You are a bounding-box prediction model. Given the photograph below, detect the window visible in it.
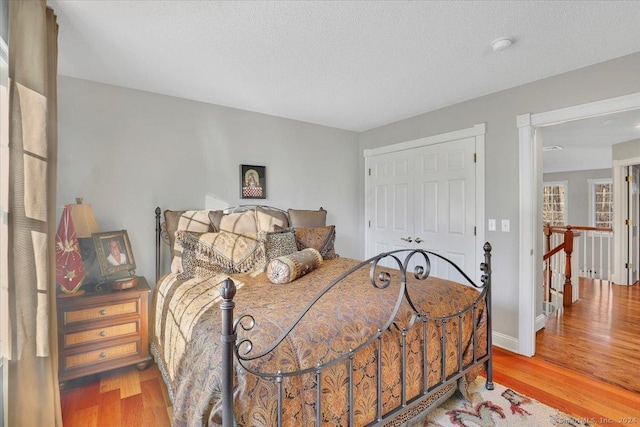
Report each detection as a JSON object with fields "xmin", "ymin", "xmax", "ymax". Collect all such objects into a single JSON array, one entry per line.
[
  {"xmin": 542, "ymin": 181, "xmax": 567, "ymax": 226},
  {"xmin": 589, "ymin": 178, "xmax": 613, "ymax": 229}
]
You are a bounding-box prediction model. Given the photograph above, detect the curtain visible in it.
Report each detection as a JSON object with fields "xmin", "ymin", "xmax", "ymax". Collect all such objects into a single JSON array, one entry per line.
[{"xmin": 4, "ymin": 0, "xmax": 62, "ymax": 425}]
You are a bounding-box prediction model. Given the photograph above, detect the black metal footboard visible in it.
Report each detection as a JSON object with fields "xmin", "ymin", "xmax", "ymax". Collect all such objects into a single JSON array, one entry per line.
[{"xmin": 219, "ymin": 243, "xmax": 493, "ymax": 427}]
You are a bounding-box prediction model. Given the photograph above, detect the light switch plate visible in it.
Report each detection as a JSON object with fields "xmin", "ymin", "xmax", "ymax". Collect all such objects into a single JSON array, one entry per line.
[
  {"xmin": 501, "ymin": 219, "xmax": 510, "ymax": 232},
  {"xmin": 488, "ymin": 219, "xmax": 496, "ymax": 231}
]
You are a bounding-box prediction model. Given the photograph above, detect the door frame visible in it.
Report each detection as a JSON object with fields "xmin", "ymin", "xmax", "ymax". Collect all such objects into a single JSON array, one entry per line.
[
  {"xmin": 516, "ymin": 92, "xmax": 640, "ymax": 357},
  {"xmin": 363, "ymin": 123, "xmax": 486, "ymax": 283},
  {"xmin": 613, "ymin": 159, "xmax": 640, "ymax": 285}
]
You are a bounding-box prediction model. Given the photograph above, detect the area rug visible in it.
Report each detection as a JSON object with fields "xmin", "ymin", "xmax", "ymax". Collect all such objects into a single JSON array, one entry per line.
[{"xmin": 413, "ymin": 377, "xmax": 591, "ymax": 427}]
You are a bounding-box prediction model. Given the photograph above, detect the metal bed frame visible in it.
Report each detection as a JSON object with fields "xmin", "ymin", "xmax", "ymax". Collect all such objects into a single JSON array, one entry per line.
[{"xmin": 154, "ymin": 207, "xmax": 493, "ymax": 426}]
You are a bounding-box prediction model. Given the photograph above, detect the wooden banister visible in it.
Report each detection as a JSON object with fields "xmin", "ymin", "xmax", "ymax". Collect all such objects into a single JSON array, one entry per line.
[
  {"xmin": 543, "ymin": 223, "xmax": 613, "ymax": 310},
  {"xmin": 547, "ymin": 225, "xmax": 612, "ymax": 234},
  {"xmin": 543, "ymin": 223, "xmax": 578, "ymax": 308},
  {"xmin": 562, "ymin": 226, "xmax": 573, "ymax": 307}
]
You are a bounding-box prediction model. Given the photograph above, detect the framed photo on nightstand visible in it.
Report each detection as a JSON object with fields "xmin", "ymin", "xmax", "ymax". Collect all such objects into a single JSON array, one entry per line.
[{"xmin": 93, "ymin": 230, "xmax": 136, "ymax": 277}]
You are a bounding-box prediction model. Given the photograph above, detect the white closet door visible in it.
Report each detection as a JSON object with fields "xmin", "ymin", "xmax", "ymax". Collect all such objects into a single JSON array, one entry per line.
[
  {"xmin": 368, "ymin": 150, "xmax": 414, "ymax": 268},
  {"xmin": 413, "ymin": 137, "xmax": 476, "ymax": 282},
  {"xmin": 367, "ymin": 136, "xmax": 476, "ymax": 281}
]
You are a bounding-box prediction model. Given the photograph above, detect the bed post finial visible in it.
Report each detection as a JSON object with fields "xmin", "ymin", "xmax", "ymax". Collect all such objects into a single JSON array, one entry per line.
[
  {"xmin": 155, "ymin": 207, "xmax": 162, "ymax": 284},
  {"xmin": 482, "ymin": 242, "xmax": 494, "ymax": 390},
  {"xmin": 220, "ymin": 278, "xmax": 237, "ymax": 426}
]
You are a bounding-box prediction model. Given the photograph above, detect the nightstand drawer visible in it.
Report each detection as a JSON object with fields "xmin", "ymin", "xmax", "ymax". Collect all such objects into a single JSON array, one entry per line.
[
  {"xmin": 57, "ymin": 277, "xmax": 152, "ymax": 384},
  {"xmin": 63, "ymin": 321, "xmax": 139, "ymax": 348},
  {"xmin": 63, "ymin": 300, "xmax": 138, "ymax": 325},
  {"xmin": 64, "ymin": 341, "xmax": 139, "ymax": 370}
]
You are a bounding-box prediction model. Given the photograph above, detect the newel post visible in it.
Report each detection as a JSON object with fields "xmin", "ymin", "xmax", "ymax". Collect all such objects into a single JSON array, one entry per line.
[
  {"xmin": 543, "ymin": 223, "xmax": 552, "ymax": 302},
  {"xmin": 563, "ymin": 226, "xmax": 574, "ymax": 307},
  {"xmin": 220, "ymin": 278, "xmax": 237, "ymax": 427}
]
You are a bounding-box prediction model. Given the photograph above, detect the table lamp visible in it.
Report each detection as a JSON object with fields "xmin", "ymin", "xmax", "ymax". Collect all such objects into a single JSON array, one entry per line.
[{"xmin": 55, "ymin": 198, "xmax": 101, "ymax": 295}]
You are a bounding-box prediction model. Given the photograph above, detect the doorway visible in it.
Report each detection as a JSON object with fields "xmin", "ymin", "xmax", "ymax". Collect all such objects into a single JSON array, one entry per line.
[{"xmin": 517, "ymin": 92, "xmax": 640, "ymax": 357}]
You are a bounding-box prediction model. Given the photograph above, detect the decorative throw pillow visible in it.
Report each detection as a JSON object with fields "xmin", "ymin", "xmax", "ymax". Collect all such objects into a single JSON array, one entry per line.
[
  {"xmin": 178, "ymin": 239, "xmax": 225, "ymax": 280},
  {"xmin": 288, "ymin": 208, "xmax": 327, "ymax": 228},
  {"xmin": 294, "ymin": 225, "xmax": 338, "ymax": 260},
  {"xmin": 266, "ymin": 248, "xmax": 323, "ymax": 284},
  {"xmin": 219, "ymin": 210, "xmax": 258, "ymax": 235},
  {"xmin": 263, "ymin": 229, "xmax": 297, "ymax": 263},
  {"xmin": 255, "ymin": 207, "xmax": 289, "ymax": 233},
  {"xmin": 175, "ymin": 231, "xmax": 265, "ymax": 279},
  {"xmin": 169, "ymin": 210, "xmax": 214, "ymax": 273},
  {"xmin": 176, "ymin": 210, "xmax": 214, "ymax": 233}
]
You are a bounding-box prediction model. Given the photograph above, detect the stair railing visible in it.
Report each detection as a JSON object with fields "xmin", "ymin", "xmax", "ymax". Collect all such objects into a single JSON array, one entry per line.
[
  {"xmin": 543, "ymin": 225, "xmax": 575, "ymax": 313},
  {"xmin": 543, "ymin": 223, "xmax": 613, "ymax": 314}
]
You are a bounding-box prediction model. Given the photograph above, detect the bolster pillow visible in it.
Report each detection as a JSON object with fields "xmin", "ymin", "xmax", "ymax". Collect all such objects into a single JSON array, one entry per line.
[{"xmin": 266, "ymin": 248, "xmax": 323, "ymax": 284}]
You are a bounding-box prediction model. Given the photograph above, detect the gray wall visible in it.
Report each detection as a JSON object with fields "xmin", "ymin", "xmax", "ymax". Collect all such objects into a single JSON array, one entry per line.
[
  {"xmin": 358, "ymin": 52, "xmax": 640, "ymax": 342},
  {"xmin": 57, "ymin": 76, "xmax": 360, "ymax": 288},
  {"xmin": 543, "ymin": 169, "xmax": 612, "ymax": 226},
  {"xmin": 613, "ymin": 138, "xmax": 640, "ymax": 160},
  {"xmin": 58, "ymin": 52, "xmax": 640, "ymax": 347}
]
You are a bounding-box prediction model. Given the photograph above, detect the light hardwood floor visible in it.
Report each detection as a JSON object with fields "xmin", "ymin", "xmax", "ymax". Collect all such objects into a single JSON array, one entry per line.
[{"xmin": 60, "ymin": 279, "xmax": 640, "ymax": 426}]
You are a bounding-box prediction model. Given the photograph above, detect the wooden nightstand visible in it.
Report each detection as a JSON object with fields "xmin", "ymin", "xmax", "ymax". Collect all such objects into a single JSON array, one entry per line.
[{"xmin": 57, "ymin": 276, "xmax": 152, "ymax": 385}]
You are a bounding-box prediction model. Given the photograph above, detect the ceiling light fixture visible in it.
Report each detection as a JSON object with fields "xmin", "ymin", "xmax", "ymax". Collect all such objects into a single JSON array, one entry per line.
[
  {"xmin": 542, "ymin": 145, "xmax": 563, "ymax": 152},
  {"xmin": 491, "ymin": 37, "xmax": 513, "ymax": 52}
]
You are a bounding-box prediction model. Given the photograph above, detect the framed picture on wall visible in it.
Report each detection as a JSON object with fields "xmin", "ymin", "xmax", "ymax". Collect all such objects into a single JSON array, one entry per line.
[
  {"xmin": 240, "ymin": 164, "xmax": 266, "ymax": 199},
  {"xmin": 93, "ymin": 230, "xmax": 136, "ymax": 277}
]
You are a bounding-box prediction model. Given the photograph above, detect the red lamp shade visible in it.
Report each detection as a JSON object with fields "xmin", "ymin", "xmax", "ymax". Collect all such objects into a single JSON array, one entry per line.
[{"xmin": 55, "ymin": 205, "xmax": 86, "ymax": 293}]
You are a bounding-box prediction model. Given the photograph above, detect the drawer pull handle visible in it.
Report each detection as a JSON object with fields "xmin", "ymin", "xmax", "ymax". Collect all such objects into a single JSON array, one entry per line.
[
  {"xmin": 100, "ymin": 352, "xmax": 107, "ymax": 358},
  {"xmin": 99, "ymin": 310, "xmax": 106, "ymax": 315},
  {"xmin": 99, "ymin": 331, "xmax": 106, "ymax": 337}
]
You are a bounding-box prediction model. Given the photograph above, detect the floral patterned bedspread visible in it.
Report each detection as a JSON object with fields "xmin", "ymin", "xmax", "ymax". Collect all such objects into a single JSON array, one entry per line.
[{"xmin": 151, "ymin": 257, "xmax": 488, "ymax": 427}]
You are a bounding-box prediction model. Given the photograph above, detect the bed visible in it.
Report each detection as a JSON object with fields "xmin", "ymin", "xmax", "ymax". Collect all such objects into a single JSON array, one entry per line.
[{"xmin": 151, "ymin": 206, "xmax": 493, "ymax": 426}]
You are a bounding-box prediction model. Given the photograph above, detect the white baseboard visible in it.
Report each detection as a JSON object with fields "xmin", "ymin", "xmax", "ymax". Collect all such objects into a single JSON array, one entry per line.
[
  {"xmin": 535, "ymin": 314, "xmax": 547, "ymax": 332},
  {"xmin": 492, "ymin": 331, "xmax": 518, "ymax": 353}
]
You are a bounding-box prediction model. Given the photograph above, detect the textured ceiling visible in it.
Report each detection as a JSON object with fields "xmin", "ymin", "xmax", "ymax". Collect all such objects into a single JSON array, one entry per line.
[
  {"xmin": 542, "ymin": 109, "xmax": 640, "ymax": 174},
  {"xmin": 48, "ymin": 0, "xmax": 640, "ymax": 132}
]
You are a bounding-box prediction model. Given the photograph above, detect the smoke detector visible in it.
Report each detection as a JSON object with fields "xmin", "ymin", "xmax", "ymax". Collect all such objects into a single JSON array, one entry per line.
[
  {"xmin": 542, "ymin": 145, "xmax": 563, "ymax": 152},
  {"xmin": 491, "ymin": 37, "xmax": 513, "ymax": 52}
]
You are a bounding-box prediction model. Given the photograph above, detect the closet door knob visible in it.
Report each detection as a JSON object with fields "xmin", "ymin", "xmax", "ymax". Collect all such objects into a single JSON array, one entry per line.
[
  {"xmin": 415, "ymin": 237, "xmax": 423, "ymax": 243},
  {"xmin": 400, "ymin": 237, "xmax": 413, "ymax": 242}
]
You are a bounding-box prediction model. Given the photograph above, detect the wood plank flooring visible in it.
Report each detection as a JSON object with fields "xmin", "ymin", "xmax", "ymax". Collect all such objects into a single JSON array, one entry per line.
[
  {"xmin": 60, "ymin": 363, "xmax": 172, "ymax": 427},
  {"xmin": 60, "ymin": 278, "xmax": 640, "ymax": 426},
  {"xmin": 535, "ymin": 278, "xmax": 640, "ymax": 394}
]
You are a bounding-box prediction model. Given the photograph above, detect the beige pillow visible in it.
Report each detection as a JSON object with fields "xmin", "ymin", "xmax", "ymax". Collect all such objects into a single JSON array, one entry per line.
[
  {"xmin": 219, "ymin": 210, "xmax": 258, "ymax": 235},
  {"xmin": 176, "ymin": 210, "xmax": 214, "ymax": 233},
  {"xmin": 164, "ymin": 209, "xmax": 185, "ymax": 258},
  {"xmin": 288, "ymin": 208, "xmax": 327, "ymax": 228},
  {"xmin": 255, "ymin": 207, "xmax": 289, "ymax": 233}
]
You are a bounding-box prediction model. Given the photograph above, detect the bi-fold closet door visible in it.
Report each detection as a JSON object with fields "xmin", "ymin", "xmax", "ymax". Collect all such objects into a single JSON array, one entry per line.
[{"xmin": 366, "ymin": 134, "xmax": 478, "ymax": 283}]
